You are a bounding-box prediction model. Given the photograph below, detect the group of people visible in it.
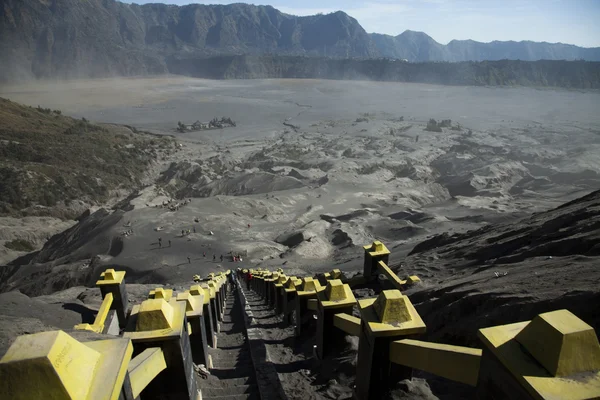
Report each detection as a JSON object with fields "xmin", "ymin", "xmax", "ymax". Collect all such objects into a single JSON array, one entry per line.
[
  {"xmin": 181, "ymin": 227, "xmax": 196, "ymax": 237},
  {"xmin": 156, "ymin": 237, "xmax": 171, "ymax": 248},
  {"xmin": 150, "ymin": 198, "xmax": 193, "ymax": 212}
]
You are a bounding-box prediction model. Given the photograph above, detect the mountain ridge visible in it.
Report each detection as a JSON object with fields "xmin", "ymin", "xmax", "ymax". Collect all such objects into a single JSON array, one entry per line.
[
  {"xmin": 370, "ymin": 31, "xmax": 600, "ymax": 62},
  {"xmin": 1, "ymin": 0, "xmax": 600, "ymax": 82}
]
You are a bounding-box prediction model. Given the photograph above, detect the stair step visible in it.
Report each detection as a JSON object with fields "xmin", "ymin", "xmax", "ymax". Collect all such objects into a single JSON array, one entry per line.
[
  {"xmin": 210, "ymin": 366, "xmax": 257, "ymax": 379},
  {"xmin": 213, "ymin": 361, "xmax": 254, "ymax": 369},
  {"xmin": 202, "ymin": 394, "xmax": 260, "ymax": 400},
  {"xmin": 212, "ymin": 354, "xmax": 252, "ymax": 361},
  {"xmin": 203, "ymin": 376, "xmax": 257, "ymax": 387},
  {"xmin": 201, "ymin": 384, "xmax": 259, "ymax": 396}
]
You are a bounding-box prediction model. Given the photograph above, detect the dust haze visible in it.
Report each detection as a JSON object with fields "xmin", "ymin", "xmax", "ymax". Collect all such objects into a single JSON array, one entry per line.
[{"xmin": 2, "ymin": 76, "xmax": 598, "ymax": 285}]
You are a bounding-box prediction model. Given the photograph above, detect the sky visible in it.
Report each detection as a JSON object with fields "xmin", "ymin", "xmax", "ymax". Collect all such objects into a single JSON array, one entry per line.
[{"xmin": 123, "ymin": 0, "xmax": 600, "ymax": 47}]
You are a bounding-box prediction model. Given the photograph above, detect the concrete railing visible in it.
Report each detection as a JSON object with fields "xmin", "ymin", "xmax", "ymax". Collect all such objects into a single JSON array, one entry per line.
[
  {"xmin": 240, "ymin": 241, "xmax": 600, "ymax": 400},
  {"xmin": 0, "ymin": 268, "xmax": 234, "ymax": 400},
  {"xmin": 3, "ymin": 240, "xmax": 600, "ymax": 400}
]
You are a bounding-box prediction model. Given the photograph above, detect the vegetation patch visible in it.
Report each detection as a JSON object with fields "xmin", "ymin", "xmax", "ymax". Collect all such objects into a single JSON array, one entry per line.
[
  {"xmin": 0, "ymin": 98, "xmax": 174, "ymax": 217},
  {"xmin": 4, "ymin": 239, "xmax": 35, "ymax": 252}
]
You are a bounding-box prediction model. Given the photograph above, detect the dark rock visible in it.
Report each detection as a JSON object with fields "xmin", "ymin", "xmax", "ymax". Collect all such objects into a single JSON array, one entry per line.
[{"xmin": 275, "ymin": 231, "xmax": 305, "ymax": 248}]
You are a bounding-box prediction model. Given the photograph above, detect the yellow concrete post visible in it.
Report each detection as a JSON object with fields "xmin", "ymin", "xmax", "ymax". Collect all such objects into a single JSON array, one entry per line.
[
  {"xmin": 363, "ymin": 241, "xmax": 390, "ymax": 280},
  {"xmin": 176, "ymin": 290, "xmax": 210, "ymax": 367},
  {"xmin": 261, "ymin": 272, "xmax": 275, "ymax": 300},
  {"xmin": 316, "ymin": 279, "xmax": 357, "ymax": 359},
  {"xmin": 0, "ymin": 330, "xmax": 134, "ymax": 400},
  {"xmin": 274, "ymin": 274, "xmax": 288, "ymax": 314},
  {"xmin": 268, "ymin": 273, "xmax": 282, "ymax": 308},
  {"xmin": 282, "ymin": 277, "xmax": 302, "ymax": 325},
  {"xmin": 205, "ymin": 282, "xmax": 221, "ymax": 337},
  {"xmin": 192, "ymin": 284, "xmax": 217, "ymax": 349},
  {"xmin": 355, "ymin": 289, "xmax": 426, "ymax": 400},
  {"xmin": 322, "ymin": 269, "xmax": 342, "ymax": 285},
  {"xmin": 477, "ymin": 309, "xmax": 600, "ymax": 399},
  {"xmin": 124, "ymin": 298, "xmax": 199, "ymax": 399},
  {"xmin": 96, "ymin": 268, "xmax": 129, "ymax": 328},
  {"xmin": 208, "ymin": 280, "xmax": 223, "ymax": 324},
  {"xmin": 148, "ymin": 287, "xmax": 173, "ymax": 301}
]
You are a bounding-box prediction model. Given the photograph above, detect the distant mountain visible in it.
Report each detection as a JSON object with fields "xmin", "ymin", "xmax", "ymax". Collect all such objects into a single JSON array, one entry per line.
[
  {"xmin": 371, "ymin": 31, "xmax": 448, "ymax": 61},
  {"xmin": 370, "ymin": 31, "xmax": 600, "ymax": 62},
  {"xmin": 168, "ymin": 55, "xmax": 600, "ymax": 89},
  {"xmin": 1, "ymin": 0, "xmax": 599, "ymax": 82},
  {"xmin": 0, "ymin": 0, "xmax": 377, "ymax": 81}
]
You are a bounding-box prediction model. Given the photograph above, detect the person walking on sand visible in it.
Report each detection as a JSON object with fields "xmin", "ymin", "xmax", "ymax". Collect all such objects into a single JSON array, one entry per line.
[
  {"xmin": 182, "ymin": 229, "xmax": 185, "ymax": 237},
  {"xmin": 187, "ymin": 256, "xmax": 191, "ymax": 264},
  {"xmin": 203, "ymin": 252, "xmax": 206, "ymax": 258},
  {"xmin": 220, "ymin": 254, "xmax": 223, "ymax": 262},
  {"xmin": 168, "ymin": 240, "xmax": 171, "ymax": 248},
  {"xmin": 193, "ymin": 226, "xmax": 196, "ymax": 233},
  {"xmin": 213, "ymin": 254, "xmax": 216, "ymax": 262},
  {"xmin": 158, "ymin": 238, "xmax": 162, "ymax": 248}
]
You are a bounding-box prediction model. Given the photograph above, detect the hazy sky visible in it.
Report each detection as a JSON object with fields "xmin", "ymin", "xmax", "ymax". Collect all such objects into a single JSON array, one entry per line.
[{"xmin": 124, "ymin": 0, "xmax": 600, "ymax": 47}]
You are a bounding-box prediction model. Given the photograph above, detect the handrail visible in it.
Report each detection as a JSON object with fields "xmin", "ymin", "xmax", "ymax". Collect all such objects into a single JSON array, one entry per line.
[
  {"xmin": 376, "ymin": 260, "xmax": 408, "ymax": 290},
  {"xmin": 74, "ymin": 292, "xmax": 114, "ymax": 333},
  {"xmin": 390, "ymin": 339, "xmax": 482, "ymax": 386},
  {"xmin": 94, "ymin": 292, "xmax": 114, "ymax": 328},
  {"xmin": 128, "ymin": 347, "xmax": 167, "ymax": 398},
  {"xmin": 333, "ymin": 313, "xmax": 361, "ymax": 336}
]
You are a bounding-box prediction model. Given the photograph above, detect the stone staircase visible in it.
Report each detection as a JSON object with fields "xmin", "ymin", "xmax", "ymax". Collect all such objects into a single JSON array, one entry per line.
[{"xmin": 203, "ymin": 288, "xmax": 261, "ymax": 400}]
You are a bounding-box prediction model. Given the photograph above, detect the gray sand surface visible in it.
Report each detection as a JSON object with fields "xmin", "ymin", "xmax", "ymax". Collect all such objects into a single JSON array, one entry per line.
[
  {"xmin": 2, "ymin": 77, "xmax": 599, "ymax": 287},
  {"xmin": 1, "ymin": 76, "xmax": 599, "ymax": 399}
]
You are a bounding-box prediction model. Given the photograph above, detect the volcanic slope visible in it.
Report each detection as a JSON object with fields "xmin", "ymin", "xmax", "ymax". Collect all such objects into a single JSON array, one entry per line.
[{"xmin": 397, "ymin": 189, "xmax": 600, "ymax": 349}]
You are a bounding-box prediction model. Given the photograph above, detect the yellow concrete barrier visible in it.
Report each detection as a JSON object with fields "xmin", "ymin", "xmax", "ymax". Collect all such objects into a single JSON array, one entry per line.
[
  {"xmin": 191, "ymin": 284, "xmax": 218, "ymax": 348},
  {"xmin": 74, "ymin": 292, "xmax": 114, "ymax": 333},
  {"xmin": 96, "ymin": 268, "xmax": 128, "ymax": 328},
  {"xmin": 124, "ymin": 297, "xmax": 199, "ymax": 398},
  {"xmin": 135, "ymin": 298, "xmax": 176, "ymax": 331},
  {"xmin": 477, "ymin": 309, "xmax": 600, "ymax": 400},
  {"xmin": 177, "ymin": 290, "xmax": 211, "ymax": 366},
  {"xmin": 355, "ymin": 289, "xmax": 426, "ymax": 400},
  {"xmin": 376, "ymin": 261, "xmax": 409, "ymax": 290},
  {"xmin": 316, "ymin": 279, "xmax": 357, "ymax": 359},
  {"xmin": 0, "ymin": 330, "xmax": 133, "ymax": 400},
  {"xmin": 333, "ymin": 313, "xmax": 361, "ymax": 336},
  {"xmin": 363, "ymin": 241, "xmax": 390, "ymax": 278},
  {"xmin": 323, "ymin": 268, "xmax": 342, "ymax": 281},
  {"xmin": 128, "ymin": 347, "xmax": 167, "ymax": 398},
  {"xmin": 149, "ymin": 287, "xmax": 173, "ymax": 301},
  {"xmin": 307, "ymin": 298, "xmax": 318, "ymax": 311},
  {"xmin": 390, "ymin": 339, "xmax": 482, "ymax": 386}
]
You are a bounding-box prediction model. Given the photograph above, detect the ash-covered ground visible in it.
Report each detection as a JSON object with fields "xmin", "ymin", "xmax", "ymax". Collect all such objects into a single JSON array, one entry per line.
[
  {"xmin": 5, "ymin": 77, "xmax": 597, "ymax": 283},
  {"xmin": 1, "ymin": 77, "xmax": 599, "ymax": 398}
]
